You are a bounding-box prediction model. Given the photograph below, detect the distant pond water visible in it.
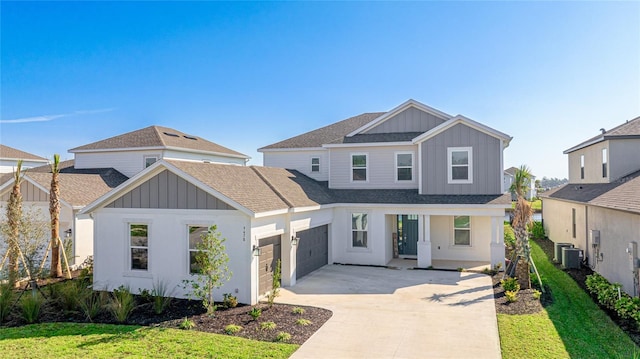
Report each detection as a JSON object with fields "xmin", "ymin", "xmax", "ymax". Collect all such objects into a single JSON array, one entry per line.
[{"xmin": 505, "ymin": 211, "xmax": 542, "ymax": 222}]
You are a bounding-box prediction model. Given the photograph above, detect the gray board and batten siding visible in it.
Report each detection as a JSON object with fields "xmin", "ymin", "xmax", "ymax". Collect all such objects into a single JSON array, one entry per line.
[
  {"xmin": 363, "ymin": 107, "xmax": 446, "ymax": 134},
  {"xmin": 421, "ymin": 123, "xmax": 502, "ymax": 195},
  {"xmin": 106, "ymin": 169, "xmax": 235, "ymax": 210},
  {"xmin": 0, "ymin": 181, "xmax": 49, "ymax": 202}
]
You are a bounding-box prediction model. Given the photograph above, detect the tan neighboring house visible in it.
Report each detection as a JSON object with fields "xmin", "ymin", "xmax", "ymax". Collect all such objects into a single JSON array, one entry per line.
[
  {"xmin": 542, "ymin": 116, "xmax": 640, "ymax": 296},
  {"xmin": 0, "ymin": 144, "xmax": 49, "ymax": 173},
  {"xmin": 69, "ymin": 125, "xmax": 250, "ymax": 177},
  {"xmin": 0, "ymin": 160, "xmax": 128, "ymax": 265}
]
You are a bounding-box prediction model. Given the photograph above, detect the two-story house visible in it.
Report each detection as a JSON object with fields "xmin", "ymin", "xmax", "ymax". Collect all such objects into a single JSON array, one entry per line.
[
  {"xmin": 504, "ymin": 166, "xmax": 536, "ymax": 200},
  {"xmin": 542, "ymin": 116, "xmax": 640, "ymax": 296},
  {"xmin": 80, "ymin": 100, "xmax": 512, "ymax": 305},
  {"xmin": 0, "ymin": 144, "xmax": 49, "ymax": 173}
]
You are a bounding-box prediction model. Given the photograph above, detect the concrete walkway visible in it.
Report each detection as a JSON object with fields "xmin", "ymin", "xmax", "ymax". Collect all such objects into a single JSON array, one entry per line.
[{"xmin": 276, "ymin": 265, "xmax": 501, "ymax": 359}]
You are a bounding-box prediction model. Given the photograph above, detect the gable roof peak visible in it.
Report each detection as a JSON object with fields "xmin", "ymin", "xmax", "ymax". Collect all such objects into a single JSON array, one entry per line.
[{"xmin": 564, "ymin": 115, "xmax": 640, "ymax": 154}]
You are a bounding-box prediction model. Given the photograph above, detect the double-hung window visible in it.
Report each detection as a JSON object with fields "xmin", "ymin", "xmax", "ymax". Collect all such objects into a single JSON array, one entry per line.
[
  {"xmin": 188, "ymin": 225, "xmax": 208, "ymax": 274},
  {"xmin": 129, "ymin": 224, "xmax": 149, "ymax": 270},
  {"xmin": 311, "ymin": 157, "xmax": 320, "ymax": 172},
  {"xmin": 453, "ymin": 216, "xmax": 471, "ymax": 246},
  {"xmin": 580, "ymin": 155, "xmax": 585, "ymax": 180},
  {"xmin": 602, "ymin": 149, "xmax": 607, "ymax": 178},
  {"xmin": 352, "ymin": 213, "xmax": 368, "ymax": 248},
  {"xmin": 351, "ymin": 154, "xmax": 368, "ymax": 182},
  {"xmin": 396, "ymin": 152, "xmax": 413, "ymax": 181},
  {"xmin": 447, "ymin": 147, "xmax": 473, "ymax": 184}
]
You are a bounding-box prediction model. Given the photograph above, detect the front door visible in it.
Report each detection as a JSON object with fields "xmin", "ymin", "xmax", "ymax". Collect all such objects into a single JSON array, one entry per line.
[{"xmin": 398, "ymin": 215, "xmax": 418, "ymax": 256}]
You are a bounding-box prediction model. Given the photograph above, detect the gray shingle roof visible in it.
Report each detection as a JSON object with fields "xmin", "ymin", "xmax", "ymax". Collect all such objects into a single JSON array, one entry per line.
[
  {"xmin": 0, "ymin": 144, "xmax": 47, "ymax": 161},
  {"xmin": 564, "ymin": 116, "xmax": 640, "ymax": 154},
  {"xmin": 541, "ymin": 170, "xmax": 640, "ymax": 214},
  {"xmin": 328, "ymin": 132, "xmax": 424, "ymax": 144},
  {"xmin": 0, "ymin": 160, "xmax": 128, "ymax": 207},
  {"xmin": 328, "ymin": 189, "xmax": 511, "ymax": 205},
  {"xmin": 69, "ymin": 125, "xmax": 248, "ymax": 158},
  {"xmin": 259, "ymin": 112, "xmax": 385, "ymax": 150}
]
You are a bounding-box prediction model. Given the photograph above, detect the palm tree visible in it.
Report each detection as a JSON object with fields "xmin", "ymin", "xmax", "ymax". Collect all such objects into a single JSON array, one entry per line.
[
  {"xmin": 5, "ymin": 161, "xmax": 24, "ymax": 287},
  {"xmin": 49, "ymin": 154, "xmax": 63, "ymax": 278}
]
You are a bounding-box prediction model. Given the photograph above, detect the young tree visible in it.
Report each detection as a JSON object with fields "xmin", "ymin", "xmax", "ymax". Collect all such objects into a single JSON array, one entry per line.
[
  {"xmin": 49, "ymin": 154, "xmax": 63, "ymax": 278},
  {"xmin": 3, "ymin": 161, "xmax": 24, "ymax": 286},
  {"xmin": 0, "ymin": 207, "xmax": 49, "ymax": 280},
  {"xmin": 184, "ymin": 225, "xmax": 232, "ymax": 314}
]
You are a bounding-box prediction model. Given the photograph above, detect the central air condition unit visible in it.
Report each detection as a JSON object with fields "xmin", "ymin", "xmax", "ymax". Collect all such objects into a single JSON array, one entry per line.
[
  {"xmin": 554, "ymin": 243, "xmax": 574, "ymax": 263},
  {"xmin": 562, "ymin": 248, "xmax": 583, "ymax": 269}
]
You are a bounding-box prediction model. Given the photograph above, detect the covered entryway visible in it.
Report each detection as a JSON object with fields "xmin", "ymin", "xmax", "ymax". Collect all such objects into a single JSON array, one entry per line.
[
  {"xmin": 398, "ymin": 214, "xmax": 418, "ymax": 256},
  {"xmin": 296, "ymin": 225, "xmax": 328, "ymax": 279},
  {"xmin": 258, "ymin": 235, "xmax": 281, "ymax": 295}
]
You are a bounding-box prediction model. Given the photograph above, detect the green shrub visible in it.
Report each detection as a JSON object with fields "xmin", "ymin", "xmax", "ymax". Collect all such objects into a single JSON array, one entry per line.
[
  {"xmin": 223, "ymin": 293, "xmax": 238, "ymax": 309},
  {"xmin": 21, "ymin": 295, "xmax": 42, "ymax": 323},
  {"xmin": 291, "ymin": 307, "xmax": 305, "ymax": 315},
  {"xmin": 614, "ymin": 296, "xmax": 640, "ymax": 320},
  {"xmin": 0, "ymin": 283, "xmax": 15, "ymax": 323},
  {"xmin": 532, "ymin": 289, "xmax": 542, "ymax": 300},
  {"xmin": 80, "ymin": 291, "xmax": 105, "ymax": 322},
  {"xmin": 505, "ymin": 290, "xmax": 518, "ymax": 303},
  {"xmin": 57, "ymin": 280, "xmax": 82, "ymax": 312},
  {"xmin": 260, "ymin": 321, "xmax": 277, "ymax": 331},
  {"xmin": 224, "ymin": 324, "xmax": 242, "ymax": 335},
  {"xmin": 504, "ymin": 224, "xmax": 516, "ymax": 248},
  {"xmin": 276, "ymin": 331, "xmax": 292, "ymax": 342},
  {"xmin": 501, "ymin": 277, "xmax": 521, "ymax": 293},
  {"xmin": 151, "ymin": 280, "xmax": 173, "ymax": 315},
  {"xmin": 138, "ymin": 288, "xmax": 153, "ymax": 303},
  {"xmin": 296, "ymin": 318, "xmax": 311, "ymax": 326},
  {"xmin": 528, "ymin": 221, "xmax": 546, "ymax": 239},
  {"xmin": 179, "ymin": 317, "xmax": 195, "ymax": 330},
  {"xmin": 109, "ymin": 285, "xmax": 135, "ymax": 323},
  {"xmin": 249, "ymin": 307, "xmax": 261, "ymax": 320}
]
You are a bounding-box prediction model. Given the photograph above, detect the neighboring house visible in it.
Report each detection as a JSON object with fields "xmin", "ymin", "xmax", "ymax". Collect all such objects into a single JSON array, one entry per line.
[
  {"xmin": 80, "ymin": 100, "xmax": 512, "ymax": 305},
  {"xmin": 69, "ymin": 125, "xmax": 250, "ymax": 177},
  {"xmin": 0, "ymin": 144, "xmax": 49, "ymax": 173},
  {"xmin": 542, "ymin": 116, "xmax": 640, "ymax": 296},
  {"xmin": 504, "ymin": 166, "xmax": 537, "ymax": 200},
  {"xmin": 0, "ymin": 160, "xmax": 128, "ymax": 266}
]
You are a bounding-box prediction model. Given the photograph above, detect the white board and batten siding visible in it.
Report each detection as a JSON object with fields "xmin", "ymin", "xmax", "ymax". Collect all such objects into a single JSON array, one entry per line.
[
  {"xmin": 263, "ymin": 150, "xmax": 329, "ymax": 181},
  {"xmin": 328, "ymin": 145, "xmax": 419, "ymax": 189}
]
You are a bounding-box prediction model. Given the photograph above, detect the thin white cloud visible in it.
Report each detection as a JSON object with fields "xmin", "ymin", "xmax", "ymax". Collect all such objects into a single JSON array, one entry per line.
[{"xmin": 0, "ymin": 108, "xmax": 115, "ymax": 124}]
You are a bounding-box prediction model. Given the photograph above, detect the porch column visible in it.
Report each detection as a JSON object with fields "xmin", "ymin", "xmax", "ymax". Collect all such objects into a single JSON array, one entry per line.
[
  {"xmin": 417, "ymin": 215, "xmax": 432, "ymax": 268},
  {"xmin": 490, "ymin": 216, "xmax": 505, "ymax": 271},
  {"xmin": 282, "ymin": 217, "xmax": 296, "ymax": 287}
]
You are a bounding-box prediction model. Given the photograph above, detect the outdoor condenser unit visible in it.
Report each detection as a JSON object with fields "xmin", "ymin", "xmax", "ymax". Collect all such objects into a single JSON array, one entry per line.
[
  {"xmin": 562, "ymin": 248, "xmax": 583, "ymax": 269},
  {"xmin": 554, "ymin": 243, "xmax": 574, "ymax": 263}
]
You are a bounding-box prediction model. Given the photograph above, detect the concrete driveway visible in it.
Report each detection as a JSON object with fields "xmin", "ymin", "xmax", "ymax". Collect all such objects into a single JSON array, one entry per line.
[{"xmin": 276, "ymin": 265, "xmax": 501, "ymax": 359}]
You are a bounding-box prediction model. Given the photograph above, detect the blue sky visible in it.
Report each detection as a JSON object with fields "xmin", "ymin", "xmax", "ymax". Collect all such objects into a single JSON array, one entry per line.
[{"xmin": 1, "ymin": 1, "xmax": 639, "ymax": 179}]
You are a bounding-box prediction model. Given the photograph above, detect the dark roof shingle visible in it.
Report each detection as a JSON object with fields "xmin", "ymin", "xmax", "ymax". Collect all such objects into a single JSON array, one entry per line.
[
  {"xmin": 0, "ymin": 144, "xmax": 47, "ymax": 161},
  {"xmin": 565, "ymin": 116, "xmax": 640, "ymax": 153}
]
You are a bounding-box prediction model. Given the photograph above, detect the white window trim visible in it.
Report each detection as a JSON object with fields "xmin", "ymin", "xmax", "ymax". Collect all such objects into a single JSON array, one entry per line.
[
  {"xmin": 395, "ymin": 151, "xmax": 414, "ymax": 182},
  {"xmin": 452, "ymin": 216, "xmax": 472, "ymax": 247},
  {"xmin": 350, "ymin": 152, "xmax": 369, "ymax": 183},
  {"xmin": 187, "ymin": 224, "xmax": 211, "ymax": 275},
  {"xmin": 311, "ymin": 157, "xmax": 320, "ymax": 173},
  {"xmin": 350, "ymin": 212, "xmax": 370, "ymax": 251},
  {"xmin": 123, "ymin": 219, "xmax": 153, "ymax": 277},
  {"xmin": 447, "ymin": 147, "xmax": 473, "ymax": 184},
  {"xmin": 144, "ymin": 155, "xmax": 160, "ymax": 168},
  {"xmin": 602, "ymin": 148, "xmax": 608, "ymax": 178}
]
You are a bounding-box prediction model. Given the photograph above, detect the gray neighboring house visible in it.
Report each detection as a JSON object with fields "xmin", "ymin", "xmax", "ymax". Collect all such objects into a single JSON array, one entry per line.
[
  {"xmin": 542, "ymin": 116, "xmax": 640, "ymax": 296},
  {"xmin": 504, "ymin": 166, "xmax": 536, "ymax": 200},
  {"xmin": 0, "ymin": 144, "xmax": 49, "ymax": 173}
]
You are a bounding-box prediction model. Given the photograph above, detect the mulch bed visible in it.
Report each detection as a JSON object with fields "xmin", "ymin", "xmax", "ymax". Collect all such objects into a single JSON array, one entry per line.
[
  {"xmin": 1, "ymin": 278, "xmax": 332, "ymax": 345},
  {"xmin": 493, "ymin": 237, "xmax": 640, "ymax": 346}
]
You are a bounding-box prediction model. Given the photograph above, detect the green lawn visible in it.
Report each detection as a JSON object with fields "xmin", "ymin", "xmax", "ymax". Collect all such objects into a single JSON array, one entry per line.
[
  {"xmin": 510, "ymin": 199, "xmax": 541, "ymax": 211},
  {"xmin": 498, "ymin": 241, "xmax": 638, "ymax": 359},
  {"xmin": 0, "ymin": 322, "xmax": 298, "ymax": 358}
]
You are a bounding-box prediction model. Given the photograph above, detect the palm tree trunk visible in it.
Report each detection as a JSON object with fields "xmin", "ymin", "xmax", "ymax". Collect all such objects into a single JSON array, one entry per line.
[
  {"xmin": 6, "ymin": 161, "xmax": 24, "ymax": 287},
  {"xmin": 50, "ymin": 155, "xmax": 63, "ymax": 278}
]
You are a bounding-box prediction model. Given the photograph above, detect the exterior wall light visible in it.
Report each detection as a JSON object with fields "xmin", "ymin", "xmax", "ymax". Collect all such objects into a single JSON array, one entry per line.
[
  {"xmin": 252, "ymin": 245, "xmax": 261, "ymax": 256},
  {"xmin": 291, "ymin": 236, "xmax": 299, "ymax": 246},
  {"xmin": 65, "ymin": 228, "xmax": 72, "ymax": 238}
]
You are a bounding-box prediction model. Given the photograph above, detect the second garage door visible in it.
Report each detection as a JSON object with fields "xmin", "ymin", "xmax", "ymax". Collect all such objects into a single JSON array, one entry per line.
[{"xmin": 296, "ymin": 225, "xmax": 328, "ymax": 279}]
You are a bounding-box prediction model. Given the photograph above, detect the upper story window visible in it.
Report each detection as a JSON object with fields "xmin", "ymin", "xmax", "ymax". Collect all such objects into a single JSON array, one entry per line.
[
  {"xmin": 144, "ymin": 156, "xmax": 159, "ymax": 168},
  {"xmin": 352, "ymin": 213, "xmax": 368, "ymax": 248},
  {"xmin": 396, "ymin": 152, "xmax": 413, "ymax": 181},
  {"xmin": 351, "ymin": 153, "xmax": 368, "ymax": 182},
  {"xmin": 311, "ymin": 157, "xmax": 320, "ymax": 172},
  {"xmin": 447, "ymin": 147, "xmax": 473, "ymax": 184},
  {"xmin": 580, "ymin": 155, "xmax": 585, "ymax": 179},
  {"xmin": 602, "ymin": 148, "xmax": 607, "ymax": 178},
  {"xmin": 129, "ymin": 224, "xmax": 149, "ymax": 270},
  {"xmin": 453, "ymin": 216, "xmax": 471, "ymax": 246}
]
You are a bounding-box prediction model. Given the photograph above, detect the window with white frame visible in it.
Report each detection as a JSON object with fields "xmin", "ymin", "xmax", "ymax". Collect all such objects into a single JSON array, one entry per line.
[
  {"xmin": 580, "ymin": 154, "xmax": 585, "ymax": 179},
  {"xmin": 447, "ymin": 147, "xmax": 473, "ymax": 184},
  {"xmin": 352, "ymin": 213, "xmax": 368, "ymax": 248},
  {"xmin": 311, "ymin": 157, "xmax": 320, "ymax": 172},
  {"xmin": 351, "ymin": 154, "xmax": 368, "ymax": 182},
  {"xmin": 188, "ymin": 225, "xmax": 208, "ymax": 274},
  {"xmin": 144, "ymin": 156, "xmax": 158, "ymax": 168},
  {"xmin": 129, "ymin": 224, "xmax": 149, "ymax": 270},
  {"xmin": 602, "ymin": 148, "xmax": 607, "ymax": 178},
  {"xmin": 453, "ymin": 216, "xmax": 471, "ymax": 246},
  {"xmin": 396, "ymin": 152, "xmax": 413, "ymax": 181}
]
